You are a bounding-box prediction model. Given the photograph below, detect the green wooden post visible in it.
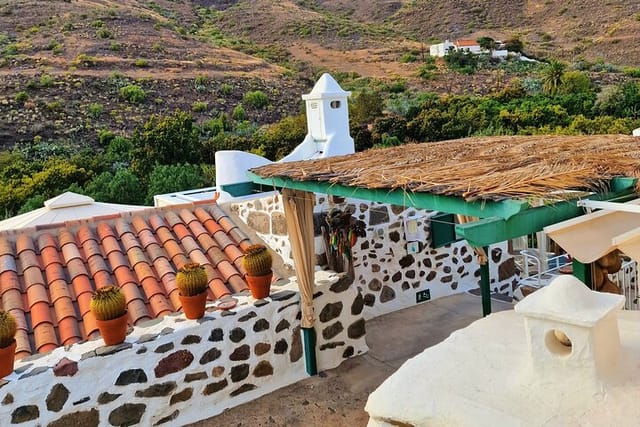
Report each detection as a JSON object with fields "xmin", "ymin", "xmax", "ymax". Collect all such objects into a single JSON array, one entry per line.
[
  {"xmin": 572, "ymin": 259, "xmax": 592, "ymax": 288},
  {"xmin": 480, "ymin": 246, "xmax": 491, "ymax": 316},
  {"xmin": 302, "ymin": 327, "xmax": 317, "ymax": 375}
]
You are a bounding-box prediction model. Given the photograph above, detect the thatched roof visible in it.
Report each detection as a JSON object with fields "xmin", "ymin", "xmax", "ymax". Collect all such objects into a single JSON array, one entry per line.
[{"xmin": 251, "ymin": 135, "xmax": 640, "ymax": 202}]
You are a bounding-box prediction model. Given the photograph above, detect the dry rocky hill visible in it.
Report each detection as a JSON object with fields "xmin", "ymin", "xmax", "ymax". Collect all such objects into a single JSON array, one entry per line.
[{"xmin": 1, "ymin": 0, "xmax": 639, "ymax": 146}]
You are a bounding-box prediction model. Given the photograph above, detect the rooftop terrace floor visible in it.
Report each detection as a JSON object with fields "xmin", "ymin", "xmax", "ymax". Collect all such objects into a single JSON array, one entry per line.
[{"xmin": 189, "ymin": 292, "xmax": 513, "ymax": 427}]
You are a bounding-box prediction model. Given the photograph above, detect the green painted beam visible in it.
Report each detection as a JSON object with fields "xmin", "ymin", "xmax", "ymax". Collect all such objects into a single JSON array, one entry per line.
[
  {"xmin": 480, "ymin": 247, "xmax": 491, "ymax": 316},
  {"xmin": 302, "ymin": 327, "xmax": 317, "ymax": 376},
  {"xmin": 455, "ymin": 189, "xmax": 638, "ymax": 247},
  {"xmin": 248, "ymin": 172, "xmax": 530, "ymax": 220}
]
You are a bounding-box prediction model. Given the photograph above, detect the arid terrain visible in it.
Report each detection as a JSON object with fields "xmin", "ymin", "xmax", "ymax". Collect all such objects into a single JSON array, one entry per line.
[{"xmin": 2, "ymin": 0, "xmax": 640, "ymax": 146}]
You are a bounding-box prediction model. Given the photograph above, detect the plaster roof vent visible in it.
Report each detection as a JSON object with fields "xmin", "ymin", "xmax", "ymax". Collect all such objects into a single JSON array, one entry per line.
[{"xmin": 515, "ymin": 275, "xmax": 625, "ymax": 389}]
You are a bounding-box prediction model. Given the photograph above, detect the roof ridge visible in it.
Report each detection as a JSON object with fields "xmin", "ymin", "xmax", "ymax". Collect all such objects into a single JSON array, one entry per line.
[{"xmin": 0, "ymin": 199, "xmax": 222, "ymax": 242}]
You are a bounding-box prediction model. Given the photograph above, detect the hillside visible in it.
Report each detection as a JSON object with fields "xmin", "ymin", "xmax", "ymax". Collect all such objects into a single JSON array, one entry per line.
[{"xmin": 1, "ymin": 0, "xmax": 640, "ymax": 147}]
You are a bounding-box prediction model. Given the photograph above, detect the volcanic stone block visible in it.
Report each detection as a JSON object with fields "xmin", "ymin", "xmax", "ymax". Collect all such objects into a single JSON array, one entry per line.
[
  {"xmin": 351, "ymin": 293, "xmax": 364, "ymax": 315},
  {"xmin": 399, "ymin": 254, "xmax": 415, "ymax": 268},
  {"xmin": 290, "ymin": 326, "xmax": 302, "ymax": 362},
  {"xmin": 368, "ymin": 278, "xmax": 382, "ymax": 292},
  {"xmin": 271, "ymin": 212, "xmax": 287, "ymax": 235},
  {"xmin": 229, "ymin": 328, "xmax": 246, "ymax": 343},
  {"xmin": 108, "ymin": 403, "xmax": 145, "ymax": 427},
  {"xmin": 154, "ymin": 350, "xmax": 194, "ymax": 378},
  {"xmin": 170, "ymin": 388, "xmax": 193, "ymax": 405},
  {"xmin": 238, "ymin": 311, "xmax": 257, "ymax": 322},
  {"xmin": 154, "ymin": 410, "xmax": 179, "ymax": 426},
  {"xmin": 229, "ymin": 344, "xmax": 251, "ymax": 361},
  {"xmin": 97, "ymin": 392, "xmax": 121, "ymax": 404},
  {"xmin": 274, "ymin": 339, "xmax": 288, "ymax": 354},
  {"xmin": 53, "ymin": 357, "xmax": 78, "ymax": 377},
  {"xmin": 180, "ymin": 335, "xmax": 201, "ymax": 345},
  {"xmin": 11, "ymin": 405, "xmax": 39, "ymax": 423},
  {"xmin": 154, "ymin": 343, "xmax": 174, "ymax": 354},
  {"xmin": 322, "ymin": 321, "xmax": 344, "ymax": 340},
  {"xmin": 203, "ymin": 379, "xmax": 228, "ymax": 396},
  {"xmin": 275, "ymin": 319, "xmax": 290, "ymax": 333},
  {"xmin": 46, "ymin": 383, "xmax": 70, "ymax": 412},
  {"xmin": 209, "ymin": 328, "xmax": 223, "ymax": 342},
  {"xmin": 253, "ymin": 361, "xmax": 274, "ymax": 377},
  {"xmin": 253, "ymin": 319, "xmax": 270, "ymax": 332},
  {"xmin": 319, "ymin": 302, "xmax": 343, "ymax": 323},
  {"xmin": 135, "ymin": 382, "xmax": 177, "ymax": 398},
  {"xmin": 115, "ymin": 369, "xmax": 148, "ymax": 385},
  {"xmin": 343, "ymin": 346, "xmax": 355, "ymax": 358},
  {"xmin": 230, "ymin": 364, "xmax": 250, "ymax": 382},
  {"xmin": 380, "ymin": 286, "xmax": 396, "ymax": 303},
  {"xmin": 199, "ymin": 347, "xmax": 222, "ymax": 365},
  {"xmin": 246, "ymin": 212, "xmax": 270, "ymax": 234},
  {"xmin": 230, "ymin": 384, "xmax": 257, "ymax": 397},
  {"xmin": 48, "ymin": 409, "xmax": 99, "ymax": 427},
  {"xmin": 184, "ymin": 372, "xmax": 207, "ymax": 382},
  {"xmin": 348, "ymin": 319, "xmax": 366, "ymax": 339},
  {"xmin": 254, "ymin": 342, "xmax": 271, "ymax": 356}
]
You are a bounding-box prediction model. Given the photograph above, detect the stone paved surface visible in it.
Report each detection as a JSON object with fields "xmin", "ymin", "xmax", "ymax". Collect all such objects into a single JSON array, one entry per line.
[{"xmin": 187, "ymin": 293, "xmax": 513, "ymax": 427}]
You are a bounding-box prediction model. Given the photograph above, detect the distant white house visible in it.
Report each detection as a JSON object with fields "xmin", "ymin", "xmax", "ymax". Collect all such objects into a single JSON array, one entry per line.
[{"xmin": 429, "ymin": 38, "xmax": 508, "ymax": 59}]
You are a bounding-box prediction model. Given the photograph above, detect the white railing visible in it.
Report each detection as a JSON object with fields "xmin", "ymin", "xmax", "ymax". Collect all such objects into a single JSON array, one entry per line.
[{"xmin": 610, "ymin": 259, "xmax": 640, "ymax": 311}]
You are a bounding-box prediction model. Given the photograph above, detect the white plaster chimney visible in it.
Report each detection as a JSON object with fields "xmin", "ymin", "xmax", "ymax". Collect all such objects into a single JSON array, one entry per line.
[{"xmin": 515, "ymin": 275, "xmax": 625, "ymax": 392}]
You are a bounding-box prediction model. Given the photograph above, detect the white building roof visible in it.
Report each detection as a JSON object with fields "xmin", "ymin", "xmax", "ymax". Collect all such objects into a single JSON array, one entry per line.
[{"xmin": 0, "ymin": 192, "xmax": 146, "ymax": 231}]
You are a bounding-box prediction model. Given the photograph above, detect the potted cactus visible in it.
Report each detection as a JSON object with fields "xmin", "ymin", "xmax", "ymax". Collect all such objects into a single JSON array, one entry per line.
[
  {"xmin": 90, "ymin": 285, "xmax": 128, "ymax": 346},
  {"xmin": 0, "ymin": 310, "xmax": 17, "ymax": 377},
  {"xmin": 176, "ymin": 263, "xmax": 209, "ymax": 319},
  {"xmin": 242, "ymin": 244, "xmax": 273, "ymax": 299}
]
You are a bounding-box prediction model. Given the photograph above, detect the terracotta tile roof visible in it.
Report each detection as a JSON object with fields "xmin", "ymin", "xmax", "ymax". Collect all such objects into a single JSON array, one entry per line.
[
  {"xmin": 455, "ymin": 39, "xmax": 479, "ymax": 47},
  {"xmin": 0, "ymin": 202, "xmax": 254, "ymax": 359}
]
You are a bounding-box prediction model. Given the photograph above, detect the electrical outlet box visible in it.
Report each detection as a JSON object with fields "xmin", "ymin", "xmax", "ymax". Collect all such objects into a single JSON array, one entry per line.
[
  {"xmin": 407, "ymin": 241, "xmax": 419, "ymax": 254},
  {"xmin": 416, "ymin": 289, "xmax": 431, "ymax": 304}
]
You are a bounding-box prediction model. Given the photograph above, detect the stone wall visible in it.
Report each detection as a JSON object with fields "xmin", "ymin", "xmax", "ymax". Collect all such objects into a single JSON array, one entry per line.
[
  {"xmin": 231, "ymin": 195, "xmax": 518, "ymax": 319},
  {"xmin": 0, "ymin": 272, "xmax": 367, "ymax": 426}
]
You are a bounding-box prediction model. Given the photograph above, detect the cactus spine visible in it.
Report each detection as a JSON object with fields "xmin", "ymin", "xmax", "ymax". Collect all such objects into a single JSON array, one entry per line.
[
  {"xmin": 0, "ymin": 311, "xmax": 17, "ymax": 348},
  {"xmin": 242, "ymin": 244, "xmax": 273, "ymax": 276},
  {"xmin": 176, "ymin": 263, "xmax": 208, "ymax": 296},
  {"xmin": 90, "ymin": 285, "xmax": 126, "ymax": 321}
]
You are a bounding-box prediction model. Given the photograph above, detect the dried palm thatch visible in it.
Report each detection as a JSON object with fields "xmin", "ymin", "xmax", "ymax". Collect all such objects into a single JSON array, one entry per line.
[{"xmin": 251, "ymin": 135, "xmax": 640, "ymax": 202}]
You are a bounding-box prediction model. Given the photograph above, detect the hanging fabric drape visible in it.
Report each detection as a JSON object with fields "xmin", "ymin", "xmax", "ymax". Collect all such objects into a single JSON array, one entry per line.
[
  {"xmin": 457, "ymin": 214, "xmax": 487, "ymax": 265},
  {"xmin": 282, "ymin": 189, "xmax": 316, "ymax": 328}
]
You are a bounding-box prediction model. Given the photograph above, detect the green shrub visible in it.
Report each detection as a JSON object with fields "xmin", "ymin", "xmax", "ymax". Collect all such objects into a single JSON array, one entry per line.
[
  {"xmin": 88, "ymin": 103, "xmax": 103, "ymax": 118},
  {"xmin": 145, "ymin": 163, "xmax": 206, "ymax": 204},
  {"xmin": 191, "ymin": 101, "xmax": 208, "ymax": 112},
  {"xmin": 623, "ymin": 67, "xmax": 640, "ymax": 78},
  {"xmin": 15, "ymin": 91, "xmax": 28, "ymax": 103},
  {"xmin": 195, "ymin": 75, "xmax": 208, "ymax": 86},
  {"xmin": 232, "ymin": 104, "xmax": 246, "ymax": 121},
  {"xmin": 72, "ymin": 53, "xmax": 97, "ymax": 67},
  {"xmin": 109, "ymin": 42, "xmax": 121, "ymax": 51},
  {"xmin": 134, "ymin": 58, "xmax": 148, "ymax": 67},
  {"xmin": 220, "ymin": 83, "xmax": 233, "ymax": 95},
  {"xmin": 243, "ymin": 90, "xmax": 269, "ymax": 108},
  {"xmin": 96, "ymin": 28, "xmax": 112, "ymax": 39},
  {"xmin": 400, "ymin": 52, "xmax": 417, "ymax": 63},
  {"xmin": 39, "ymin": 74, "xmax": 54, "ymax": 87},
  {"xmin": 119, "ymin": 84, "xmax": 146, "ymax": 104}
]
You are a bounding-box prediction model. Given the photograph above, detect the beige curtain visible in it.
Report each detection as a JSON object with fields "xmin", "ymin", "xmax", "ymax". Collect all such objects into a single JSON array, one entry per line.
[
  {"xmin": 283, "ymin": 189, "xmax": 316, "ymax": 328},
  {"xmin": 457, "ymin": 214, "xmax": 488, "ymax": 265}
]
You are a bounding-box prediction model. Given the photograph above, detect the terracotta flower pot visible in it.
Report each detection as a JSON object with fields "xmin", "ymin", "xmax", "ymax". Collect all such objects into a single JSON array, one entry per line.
[
  {"xmin": 96, "ymin": 312, "xmax": 128, "ymax": 346},
  {"xmin": 246, "ymin": 272, "xmax": 273, "ymax": 299},
  {"xmin": 179, "ymin": 292, "xmax": 207, "ymax": 319},
  {"xmin": 0, "ymin": 339, "xmax": 16, "ymax": 378}
]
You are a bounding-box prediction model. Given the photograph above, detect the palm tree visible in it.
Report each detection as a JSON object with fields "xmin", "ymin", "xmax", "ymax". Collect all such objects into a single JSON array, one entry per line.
[{"xmin": 541, "ymin": 60, "xmax": 567, "ymax": 95}]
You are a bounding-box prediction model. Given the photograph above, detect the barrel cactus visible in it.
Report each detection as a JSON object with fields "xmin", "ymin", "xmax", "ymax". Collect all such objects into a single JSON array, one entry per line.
[
  {"xmin": 90, "ymin": 285, "xmax": 126, "ymax": 321},
  {"xmin": 0, "ymin": 311, "xmax": 17, "ymax": 348},
  {"xmin": 176, "ymin": 263, "xmax": 208, "ymax": 296},
  {"xmin": 242, "ymin": 244, "xmax": 273, "ymax": 276}
]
